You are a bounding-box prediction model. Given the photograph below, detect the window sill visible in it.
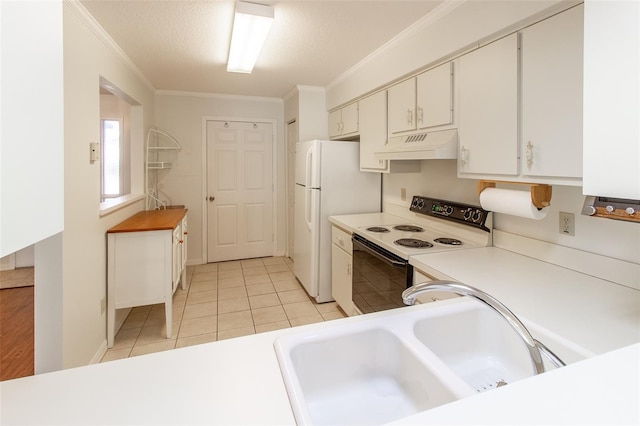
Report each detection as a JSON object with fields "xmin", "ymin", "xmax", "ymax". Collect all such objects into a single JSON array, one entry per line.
[{"xmin": 99, "ymin": 194, "xmax": 145, "ymax": 217}]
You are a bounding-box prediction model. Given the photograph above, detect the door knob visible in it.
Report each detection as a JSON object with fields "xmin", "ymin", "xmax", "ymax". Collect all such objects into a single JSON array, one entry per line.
[{"xmin": 208, "ymin": 196, "xmax": 215, "ymax": 201}]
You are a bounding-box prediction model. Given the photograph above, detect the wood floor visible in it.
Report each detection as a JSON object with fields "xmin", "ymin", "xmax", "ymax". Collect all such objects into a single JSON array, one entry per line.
[{"xmin": 0, "ymin": 286, "xmax": 34, "ymax": 381}]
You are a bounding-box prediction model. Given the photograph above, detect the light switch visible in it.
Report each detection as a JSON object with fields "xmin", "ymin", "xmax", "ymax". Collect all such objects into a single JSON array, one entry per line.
[{"xmin": 90, "ymin": 142, "xmax": 99, "ymax": 163}]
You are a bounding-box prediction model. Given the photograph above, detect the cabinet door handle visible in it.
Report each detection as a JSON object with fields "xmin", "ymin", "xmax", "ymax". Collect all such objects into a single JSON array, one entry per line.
[
  {"xmin": 407, "ymin": 109, "xmax": 413, "ymax": 125},
  {"xmin": 460, "ymin": 146, "xmax": 468, "ymax": 166},
  {"xmin": 526, "ymin": 141, "xmax": 534, "ymax": 167},
  {"xmin": 417, "ymin": 106, "xmax": 423, "ymax": 124}
]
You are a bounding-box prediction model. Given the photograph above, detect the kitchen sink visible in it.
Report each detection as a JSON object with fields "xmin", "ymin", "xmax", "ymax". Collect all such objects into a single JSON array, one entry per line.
[
  {"xmin": 274, "ymin": 299, "xmax": 593, "ymax": 425},
  {"xmin": 413, "ymin": 302, "xmax": 535, "ymax": 392},
  {"xmin": 274, "ymin": 322, "xmax": 470, "ymax": 425}
]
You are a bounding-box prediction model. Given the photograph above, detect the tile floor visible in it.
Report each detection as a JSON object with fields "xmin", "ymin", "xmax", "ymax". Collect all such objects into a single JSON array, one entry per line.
[{"xmin": 101, "ymin": 257, "xmax": 345, "ymax": 362}]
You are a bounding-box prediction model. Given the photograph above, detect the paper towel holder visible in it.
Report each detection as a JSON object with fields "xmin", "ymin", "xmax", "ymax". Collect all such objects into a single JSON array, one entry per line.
[{"xmin": 478, "ymin": 180, "xmax": 552, "ymax": 209}]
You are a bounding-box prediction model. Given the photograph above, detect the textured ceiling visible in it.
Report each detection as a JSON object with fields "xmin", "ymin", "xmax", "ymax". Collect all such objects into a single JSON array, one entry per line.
[{"xmin": 80, "ymin": 0, "xmax": 443, "ymax": 98}]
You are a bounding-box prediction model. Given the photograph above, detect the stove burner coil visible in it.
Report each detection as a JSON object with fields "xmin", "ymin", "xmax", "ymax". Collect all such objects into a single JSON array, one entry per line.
[
  {"xmin": 393, "ymin": 225, "xmax": 424, "ymax": 233},
  {"xmin": 434, "ymin": 237, "xmax": 463, "ymax": 246},
  {"xmin": 394, "ymin": 238, "xmax": 433, "ymax": 248},
  {"xmin": 366, "ymin": 226, "xmax": 390, "ymax": 233}
]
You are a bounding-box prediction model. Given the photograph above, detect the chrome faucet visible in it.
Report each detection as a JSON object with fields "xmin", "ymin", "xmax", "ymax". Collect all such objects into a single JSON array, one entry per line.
[{"xmin": 403, "ymin": 280, "xmax": 565, "ymax": 376}]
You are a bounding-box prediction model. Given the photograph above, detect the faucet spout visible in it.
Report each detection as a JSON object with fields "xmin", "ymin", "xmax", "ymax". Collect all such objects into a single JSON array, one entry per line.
[{"xmin": 402, "ymin": 280, "xmax": 547, "ymax": 376}]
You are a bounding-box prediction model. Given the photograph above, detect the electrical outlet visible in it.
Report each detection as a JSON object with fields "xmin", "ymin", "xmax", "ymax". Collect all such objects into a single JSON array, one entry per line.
[
  {"xmin": 559, "ymin": 212, "xmax": 575, "ymax": 236},
  {"xmin": 100, "ymin": 297, "xmax": 106, "ymax": 314},
  {"xmin": 400, "ymin": 188, "xmax": 407, "ymax": 201}
]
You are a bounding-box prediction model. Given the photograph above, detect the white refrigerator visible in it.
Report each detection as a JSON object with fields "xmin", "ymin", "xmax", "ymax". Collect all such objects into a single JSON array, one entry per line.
[{"xmin": 293, "ymin": 140, "xmax": 381, "ymax": 303}]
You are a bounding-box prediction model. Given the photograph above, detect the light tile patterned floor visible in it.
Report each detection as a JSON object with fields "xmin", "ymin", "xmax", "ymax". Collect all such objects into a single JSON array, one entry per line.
[{"xmin": 101, "ymin": 257, "xmax": 345, "ymax": 362}]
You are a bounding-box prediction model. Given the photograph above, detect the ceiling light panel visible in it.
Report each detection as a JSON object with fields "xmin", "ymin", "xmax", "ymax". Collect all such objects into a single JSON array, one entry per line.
[{"xmin": 227, "ymin": 1, "xmax": 274, "ymax": 73}]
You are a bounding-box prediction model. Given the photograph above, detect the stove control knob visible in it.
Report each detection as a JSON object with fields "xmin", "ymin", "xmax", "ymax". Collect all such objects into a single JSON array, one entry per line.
[
  {"xmin": 411, "ymin": 198, "xmax": 419, "ymax": 208},
  {"xmin": 463, "ymin": 208, "xmax": 473, "ymax": 220},
  {"xmin": 417, "ymin": 199, "xmax": 425, "ymax": 209},
  {"xmin": 626, "ymin": 207, "xmax": 636, "ymax": 215},
  {"xmin": 605, "ymin": 205, "xmax": 615, "ymax": 213},
  {"xmin": 472, "ymin": 210, "xmax": 482, "ymax": 222},
  {"xmin": 445, "ymin": 206, "xmax": 453, "ymax": 215}
]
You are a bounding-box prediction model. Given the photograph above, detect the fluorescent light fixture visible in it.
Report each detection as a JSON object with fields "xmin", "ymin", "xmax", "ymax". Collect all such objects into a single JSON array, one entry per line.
[{"xmin": 227, "ymin": 1, "xmax": 274, "ymax": 73}]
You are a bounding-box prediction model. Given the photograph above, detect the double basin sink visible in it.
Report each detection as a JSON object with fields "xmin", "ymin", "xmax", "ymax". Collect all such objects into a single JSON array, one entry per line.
[{"xmin": 274, "ymin": 298, "xmax": 593, "ymax": 425}]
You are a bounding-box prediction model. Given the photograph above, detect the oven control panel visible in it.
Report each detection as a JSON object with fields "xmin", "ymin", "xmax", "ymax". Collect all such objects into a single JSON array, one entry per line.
[{"xmin": 410, "ymin": 196, "xmax": 490, "ymax": 232}]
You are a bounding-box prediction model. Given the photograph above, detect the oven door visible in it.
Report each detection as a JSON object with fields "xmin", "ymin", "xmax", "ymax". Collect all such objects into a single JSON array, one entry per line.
[{"xmin": 351, "ymin": 234, "xmax": 413, "ymax": 314}]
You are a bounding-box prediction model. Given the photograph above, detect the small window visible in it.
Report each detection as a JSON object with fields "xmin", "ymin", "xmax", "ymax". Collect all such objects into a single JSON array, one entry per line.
[
  {"xmin": 101, "ymin": 118, "xmax": 123, "ymax": 200},
  {"xmin": 99, "ymin": 77, "xmax": 140, "ymax": 215}
]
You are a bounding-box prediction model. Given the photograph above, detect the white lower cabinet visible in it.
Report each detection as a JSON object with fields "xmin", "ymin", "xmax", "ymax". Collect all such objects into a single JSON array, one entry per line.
[
  {"xmin": 331, "ymin": 226, "xmax": 354, "ymax": 316},
  {"xmin": 107, "ymin": 209, "xmax": 188, "ymax": 348}
]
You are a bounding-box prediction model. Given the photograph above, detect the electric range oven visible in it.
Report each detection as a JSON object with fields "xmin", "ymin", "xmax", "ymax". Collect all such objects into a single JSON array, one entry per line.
[{"xmin": 351, "ymin": 195, "xmax": 492, "ymax": 315}]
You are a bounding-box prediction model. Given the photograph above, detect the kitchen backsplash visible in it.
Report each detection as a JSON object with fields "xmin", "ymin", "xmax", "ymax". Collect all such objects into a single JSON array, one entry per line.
[{"xmin": 383, "ymin": 160, "xmax": 640, "ymax": 265}]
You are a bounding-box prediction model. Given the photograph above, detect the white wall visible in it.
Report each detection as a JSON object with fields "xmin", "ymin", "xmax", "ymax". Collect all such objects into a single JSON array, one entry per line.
[
  {"xmin": 326, "ymin": 0, "xmax": 574, "ymax": 109},
  {"xmin": 61, "ymin": 2, "xmax": 156, "ymax": 368},
  {"xmin": 384, "ymin": 162, "xmax": 640, "ymax": 264},
  {"xmin": 154, "ymin": 92, "xmax": 285, "ymax": 264}
]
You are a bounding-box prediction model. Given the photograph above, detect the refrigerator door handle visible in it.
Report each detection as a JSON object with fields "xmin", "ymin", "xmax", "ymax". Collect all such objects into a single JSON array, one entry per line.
[
  {"xmin": 305, "ymin": 145, "xmax": 313, "ymax": 188},
  {"xmin": 304, "ymin": 189, "xmax": 312, "ymax": 230}
]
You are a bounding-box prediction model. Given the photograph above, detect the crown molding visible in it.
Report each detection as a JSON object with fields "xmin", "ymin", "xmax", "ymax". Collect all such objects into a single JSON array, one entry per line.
[
  {"xmin": 326, "ymin": 0, "xmax": 465, "ymax": 92},
  {"xmin": 155, "ymin": 89, "xmax": 284, "ymax": 104},
  {"xmin": 63, "ymin": 0, "xmax": 156, "ymax": 92}
]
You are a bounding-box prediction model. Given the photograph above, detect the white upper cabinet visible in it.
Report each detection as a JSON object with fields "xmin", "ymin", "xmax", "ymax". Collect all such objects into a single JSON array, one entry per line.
[
  {"xmin": 329, "ymin": 102, "xmax": 359, "ymax": 139},
  {"xmin": 583, "ymin": 0, "xmax": 639, "ymax": 199},
  {"xmin": 458, "ymin": 33, "xmax": 519, "ymax": 176},
  {"xmin": 359, "ymin": 91, "xmax": 389, "ymax": 172},
  {"xmin": 359, "ymin": 91, "xmax": 420, "ymax": 173},
  {"xmin": 388, "ymin": 79, "xmax": 417, "ymax": 134},
  {"xmin": 458, "ymin": 6, "xmax": 584, "ymax": 185},
  {"xmin": 521, "ymin": 4, "xmax": 583, "ymax": 181},
  {"xmin": 1, "ymin": 1, "xmax": 64, "ymax": 257},
  {"xmin": 416, "ymin": 62, "xmax": 453, "ymax": 129},
  {"xmin": 388, "ymin": 62, "xmax": 453, "ymax": 135}
]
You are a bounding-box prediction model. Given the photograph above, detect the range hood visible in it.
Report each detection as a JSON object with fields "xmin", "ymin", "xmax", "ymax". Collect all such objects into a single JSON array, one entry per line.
[{"xmin": 374, "ymin": 128, "xmax": 458, "ymax": 160}]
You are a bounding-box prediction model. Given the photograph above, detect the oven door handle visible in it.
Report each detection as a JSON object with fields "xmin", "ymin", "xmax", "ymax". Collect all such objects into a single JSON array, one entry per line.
[{"xmin": 352, "ymin": 238, "xmax": 406, "ymax": 267}]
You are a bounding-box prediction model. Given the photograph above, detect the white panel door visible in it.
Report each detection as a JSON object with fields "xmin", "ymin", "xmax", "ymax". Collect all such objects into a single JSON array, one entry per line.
[{"xmin": 206, "ymin": 120, "xmax": 273, "ymax": 263}]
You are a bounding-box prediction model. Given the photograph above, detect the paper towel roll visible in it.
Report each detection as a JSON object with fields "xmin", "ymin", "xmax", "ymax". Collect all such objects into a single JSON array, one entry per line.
[{"xmin": 479, "ymin": 188, "xmax": 548, "ymax": 220}]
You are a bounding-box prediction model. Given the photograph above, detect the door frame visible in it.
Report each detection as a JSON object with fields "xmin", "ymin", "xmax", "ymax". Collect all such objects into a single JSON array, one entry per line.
[{"xmin": 200, "ymin": 116, "xmax": 278, "ymax": 264}]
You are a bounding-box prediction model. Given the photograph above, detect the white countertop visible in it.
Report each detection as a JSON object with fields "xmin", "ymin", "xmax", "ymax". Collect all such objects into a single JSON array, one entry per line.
[
  {"xmin": 2, "ymin": 214, "xmax": 638, "ymax": 425},
  {"xmin": 2, "ymin": 298, "xmax": 639, "ymax": 425},
  {"xmin": 410, "ymin": 247, "xmax": 640, "ymax": 355},
  {"xmin": 1, "ymin": 329, "xmax": 296, "ymax": 425}
]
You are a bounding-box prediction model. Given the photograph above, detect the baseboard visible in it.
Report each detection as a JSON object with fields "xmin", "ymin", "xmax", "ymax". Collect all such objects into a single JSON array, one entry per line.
[
  {"xmin": 91, "ymin": 339, "xmax": 108, "ymax": 365},
  {"xmin": 92, "ymin": 307, "xmax": 132, "ymax": 364}
]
